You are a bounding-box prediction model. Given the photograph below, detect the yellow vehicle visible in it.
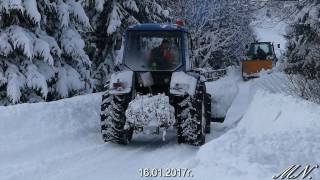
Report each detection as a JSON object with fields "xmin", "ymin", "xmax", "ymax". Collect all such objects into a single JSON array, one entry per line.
[{"xmin": 242, "ymin": 42, "xmax": 279, "ymax": 81}]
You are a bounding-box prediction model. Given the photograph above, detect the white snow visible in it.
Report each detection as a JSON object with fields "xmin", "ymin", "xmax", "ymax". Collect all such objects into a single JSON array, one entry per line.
[
  {"xmin": 251, "ymin": 19, "xmax": 288, "ymax": 58},
  {"xmin": 57, "ymin": 1, "xmax": 70, "ymax": 28},
  {"xmin": 125, "ymin": 94, "xmax": 175, "ymax": 128},
  {"xmin": 1, "ymin": 68, "xmax": 320, "ymax": 179},
  {"xmin": 139, "ymin": 72, "xmax": 154, "ymax": 87},
  {"xmin": 34, "ymin": 61, "xmax": 56, "ymax": 81},
  {"xmin": 56, "ymin": 64, "xmax": 84, "ymax": 98},
  {"xmin": 123, "ymin": 0, "xmax": 139, "ymax": 13},
  {"xmin": 60, "ymin": 28, "xmax": 91, "ymax": 66},
  {"xmin": 5, "ymin": 64, "xmax": 26, "ymax": 104},
  {"xmin": 23, "ymin": 0, "xmax": 41, "ymax": 24},
  {"xmin": 25, "ymin": 64, "xmax": 48, "ymax": 98},
  {"xmin": 188, "ymin": 90, "xmax": 320, "ymax": 180},
  {"xmin": 8, "ymin": 26, "xmax": 34, "ymax": 59},
  {"xmin": 67, "ymin": 0, "xmax": 92, "ymax": 30},
  {"xmin": 0, "ymin": 32, "xmax": 13, "ymax": 56},
  {"xmin": 107, "ymin": 3, "xmax": 123, "ymax": 35},
  {"xmin": 94, "ymin": 0, "xmax": 104, "ymax": 12},
  {"xmin": 33, "ymin": 38, "xmax": 54, "ymax": 65},
  {"xmin": 0, "ymin": 0, "xmax": 24, "ymax": 12},
  {"xmin": 37, "ymin": 31, "xmax": 62, "ymax": 57},
  {"xmin": 206, "ymin": 67, "xmax": 240, "ymax": 118},
  {"xmin": 170, "ymin": 71, "xmax": 197, "ymax": 96}
]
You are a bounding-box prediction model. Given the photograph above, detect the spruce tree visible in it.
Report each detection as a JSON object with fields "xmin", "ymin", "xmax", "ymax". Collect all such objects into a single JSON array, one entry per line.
[{"xmin": 0, "ymin": 0, "xmax": 92, "ymax": 104}]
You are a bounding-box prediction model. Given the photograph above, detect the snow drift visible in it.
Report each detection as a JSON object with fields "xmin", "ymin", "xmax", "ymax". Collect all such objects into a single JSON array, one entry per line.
[
  {"xmin": 206, "ymin": 67, "xmax": 240, "ymax": 118},
  {"xmin": 189, "ymin": 91, "xmax": 320, "ymax": 180}
]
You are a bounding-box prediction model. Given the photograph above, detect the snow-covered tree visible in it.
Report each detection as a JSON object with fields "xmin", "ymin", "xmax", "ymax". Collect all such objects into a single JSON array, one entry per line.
[
  {"xmin": 167, "ymin": 0, "xmax": 255, "ymax": 69},
  {"xmin": 0, "ymin": 0, "xmax": 92, "ymax": 104},
  {"xmin": 285, "ymin": 0, "xmax": 320, "ymax": 103}
]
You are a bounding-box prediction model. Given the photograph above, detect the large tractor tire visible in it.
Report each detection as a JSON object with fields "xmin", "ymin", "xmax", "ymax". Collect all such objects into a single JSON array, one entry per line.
[
  {"xmin": 176, "ymin": 82, "xmax": 207, "ymax": 146},
  {"xmin": 100, "ymin": 92, "xmax": 133, "ymax": 145}
]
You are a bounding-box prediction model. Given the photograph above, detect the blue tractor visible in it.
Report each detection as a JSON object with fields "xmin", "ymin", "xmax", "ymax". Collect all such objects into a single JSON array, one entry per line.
[{"xmin": 100, "ymin": 23, "xmax": 212, "ymax": 146}]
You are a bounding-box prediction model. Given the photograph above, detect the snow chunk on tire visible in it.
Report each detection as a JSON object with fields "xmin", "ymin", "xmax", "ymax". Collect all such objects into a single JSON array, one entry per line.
[{"xmin": 125, "ymin": 94, "xmax": 175, "ymax": 128}]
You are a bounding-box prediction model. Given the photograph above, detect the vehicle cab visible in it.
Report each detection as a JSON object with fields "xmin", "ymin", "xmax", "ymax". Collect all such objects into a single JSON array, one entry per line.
[
  {"xmin": 242, "ymin": 42, "xmax": 278, "ymax": 80},
  {"xmin": 116, "ymin": 23, "xmax": 195, "ymax": 95}
]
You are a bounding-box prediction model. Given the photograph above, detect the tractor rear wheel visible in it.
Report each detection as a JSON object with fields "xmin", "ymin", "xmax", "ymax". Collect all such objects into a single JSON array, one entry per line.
[
  {"xmin": 100, "ymin": 92, "xmax": 133, "ymax": 145},
  {"xmin": 176, "ymin": 82, "xmax": 206, "ymax": 146}
]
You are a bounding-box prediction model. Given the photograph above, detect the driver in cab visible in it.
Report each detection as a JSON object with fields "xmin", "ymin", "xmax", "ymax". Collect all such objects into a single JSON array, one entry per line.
[{"xmin": 149, "ymin": 39, "xmax": 175, "ymax": 70}]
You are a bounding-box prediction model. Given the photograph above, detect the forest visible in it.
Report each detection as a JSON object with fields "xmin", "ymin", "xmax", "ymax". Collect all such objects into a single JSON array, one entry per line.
[{"xmin": 0, "ymin": 0, "xmax": 319, "ymax": 105}]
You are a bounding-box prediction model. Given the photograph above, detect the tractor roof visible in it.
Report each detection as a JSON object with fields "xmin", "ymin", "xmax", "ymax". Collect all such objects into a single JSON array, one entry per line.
[{"xmin": 127, "ymin": 23, "xmax": 188, "ymax": 32}]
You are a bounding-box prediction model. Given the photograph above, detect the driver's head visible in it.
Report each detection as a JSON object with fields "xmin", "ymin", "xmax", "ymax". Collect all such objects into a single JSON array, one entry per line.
[{"xmin": 161, "ymin": 39, "xmax": 170, "ymax": 49}]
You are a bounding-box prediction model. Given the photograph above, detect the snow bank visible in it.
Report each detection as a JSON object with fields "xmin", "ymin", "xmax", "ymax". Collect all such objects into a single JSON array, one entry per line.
[
  {"xmin": 206, "ymin": 67, "xmax": 240, "ymax": 118},
  {"xmin": 190, "ymin": 91, "xmax": 320, "ymax": 180},
  {"xmin": 0, "ymin": 94, "xmax": 102, "ymax": 180},
  {"xmin": 125, "ymin": 94, "xmax": 175, "ymax": 128}
]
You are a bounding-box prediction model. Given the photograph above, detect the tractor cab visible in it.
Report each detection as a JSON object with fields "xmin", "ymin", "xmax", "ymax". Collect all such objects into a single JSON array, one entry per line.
[
  {"xmin": 242, "ymin": 42, "xmax": 278, "ymax": 80},
  {"xmin": 124, "ymin": 28, "xmax": 183, "ymax": 71},
  {"xmin": 118, "ymin": 23, "xmax": 193, "ymax": 95}
]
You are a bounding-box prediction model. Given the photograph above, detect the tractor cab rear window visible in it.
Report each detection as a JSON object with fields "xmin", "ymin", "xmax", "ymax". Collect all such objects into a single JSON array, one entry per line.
[
  {"xmin": 124, "ymin": 31, "xmax": 182, "ymax": 71},
  {"xmin": 247, "ymin": 43, "xmax": 273, "ymax": 60}
]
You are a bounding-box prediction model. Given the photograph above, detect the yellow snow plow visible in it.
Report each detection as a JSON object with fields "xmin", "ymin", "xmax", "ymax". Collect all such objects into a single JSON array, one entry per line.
[{"xmin": 242, "ymin": 42, "xmax": 279, "ymax": 81}]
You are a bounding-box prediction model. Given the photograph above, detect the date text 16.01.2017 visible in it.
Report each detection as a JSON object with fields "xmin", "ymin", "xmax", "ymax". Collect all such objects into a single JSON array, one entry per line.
[{"xmin": 139, "ymin": 168, "xmax": 193, "ymax": 178}]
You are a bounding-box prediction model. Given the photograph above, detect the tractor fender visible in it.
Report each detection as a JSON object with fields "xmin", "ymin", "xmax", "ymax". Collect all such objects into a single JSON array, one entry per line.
[
  {"xmin": 170, "ymin": 71, "xmax": 198, "ymax": 96},
  {"xmin": 109, "ymin": 70, "xmax": 134, "ymax": 95}
]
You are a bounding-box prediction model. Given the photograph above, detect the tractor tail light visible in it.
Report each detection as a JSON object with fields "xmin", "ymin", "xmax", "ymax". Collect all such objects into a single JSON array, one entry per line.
[
  {"xmin": 176, "ymin": 19, "xmax": 185, "ymax": 26},
  {"xmin": 113, "ymin": 82, "xmax": 126, "ymax": 90}
]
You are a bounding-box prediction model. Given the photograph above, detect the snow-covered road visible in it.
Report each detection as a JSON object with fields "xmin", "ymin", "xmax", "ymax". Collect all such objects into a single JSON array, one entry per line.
[
  {"xmin": 1, "ymin": 70, "xmax": 320, "ymax": 180},
  {"xmin": 0, "ymin": 92, "xmax": 225, "ymax": 180}
]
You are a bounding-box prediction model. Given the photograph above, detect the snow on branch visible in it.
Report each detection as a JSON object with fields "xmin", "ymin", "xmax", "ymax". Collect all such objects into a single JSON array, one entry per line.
[
  {"xmin": 0, "ymin": 0, "xmax": 24, "ymax": 13},
  {"xmin": 56, "ymin": 64, "xmax": 85, "ymax": 98},
  {"xmin": 95, "ymin": 0, "xmax": 104, "ymax": 12},
  {"xmin": 57, "ymin": 1, "xmax": 70, "ymax": 28},
  {"xmin": 37, "ymin": 30, "xmax": 62, "ymax": 57},
  {"xmin": 7, "ymin": 26, "xmax": 34, "ymax": 59},
  {"xmin": 23, "ymin": 0, "xmax": 41, "ymax": 24},
  {"xmin": 25, "ymin": 64, "xmax": 48, "ymax": 98},
  {"xmin": 123, "ymin": 0, "xmax": 139, "ymax": 13},
  {"xmin": 106, "ymin": 3, "xmax": 123, "ymax": 35},
  {"xmin": 67, "ymin": 0, "xmax": 92, "ymax": 31},
  {"xmin": 5, "ymin": 64, "xmax": 26, "ymax": 103},
  {"xmin": 34, "ymin": 61, "xmax": 55, "ymax": 81},
  {"xmin": 34, "ymin": 38, "xmax": 54, "ymax": 65},
  {"xmin": 6, "ymin": 26, "xmax": 56, "ymax": 65},
  {"xmin": 0, "ymin": 32, "xmax": 13, "ymax": 56},
  {"xmin": 60, "ymin": 28, "xmax": 91, "ymax": 66}
]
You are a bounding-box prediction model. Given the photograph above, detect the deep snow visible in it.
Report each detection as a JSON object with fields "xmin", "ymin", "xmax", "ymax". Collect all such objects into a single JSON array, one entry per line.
[{"xmin": 1, "ymin": 68, "xmax": 320, "ymax": 180}]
